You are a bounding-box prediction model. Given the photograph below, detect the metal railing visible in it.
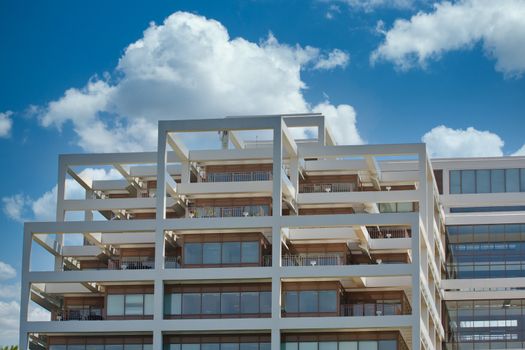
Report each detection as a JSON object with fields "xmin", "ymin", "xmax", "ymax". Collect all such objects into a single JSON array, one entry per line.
[
  {"xmin": 188, "ymin": 205, "xmax": 269, "ymax": 218},
  {"xmin": 299, "ymin": 183, "xmax": 357, "ymax": 193},
  {"xmin": 340, "ymin": 302, "xmax": 409, "ymax": 316},
  {"xmin": 55, "ymin": 308, "xmax": 104, "ymax": 321},
  {"xmin": 282, "ymin": 255, "xmax": 345, "ymax": 267},
  {"xmin": 108, "ymin": 257, "xmax": 155, "ymax": 270},
  {"xmin": 367, "ymin": 227, "xmax": 412, "ymax": 239},
  {"xmin": 205, "ymin": 171, "xmax": 272, "ymax": 183}
]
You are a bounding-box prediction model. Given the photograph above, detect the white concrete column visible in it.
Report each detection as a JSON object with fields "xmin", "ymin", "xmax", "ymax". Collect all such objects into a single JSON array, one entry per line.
[
  {"xmin": 271, "ymin": 327, "xmax": 280, "ymax": 350},
  {"xmin": 272, "ymin": 120, "xmax": 283, "ymax": 217},
  {"xmin": 411, "ymin": 219, "xmax": 421, "ymax": 350},
  {"xmin": 153, "ymin": 329, "xmax": 163, "ymax": 350},
  {"xmin": 19, "ymin": 226, "xmax": 32, "ymax": 350},
  {"xmin": 54, "ymin": 157, "xmax": 67, "ymax": 271}
]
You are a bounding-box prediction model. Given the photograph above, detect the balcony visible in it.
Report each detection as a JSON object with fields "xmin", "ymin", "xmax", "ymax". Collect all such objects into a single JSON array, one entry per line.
[
  {"xmin": 64, "ymin": 257, "xmax": 155, "ymax": 271},
  {"xmin": 299, "ymin": 183, "xmax": 357, "ymax": 193},
  {"xmin": 340, "ymin": 301, "xmax": 411, "ymax": 317},
  {"xmin": 282, "ymin": 254, "xmax": 346, "ymax": 267},
  {"xmin": 55, "ymin": 308, "xmax": 104, "ymax": 321},
  {"xmin": 204, "ymin": 171, "xmax": 272, "ymax": 182},
  {"xmin": 164, "ymin": 255, "xmax": 273, "ymax": 269},
  {"xmin": 188, "ymin": 205, "xmax": 270, "ymax": 218},
  {"xmin": 367, "ymin": 226, "xmax": 412, "ymax": 239}
]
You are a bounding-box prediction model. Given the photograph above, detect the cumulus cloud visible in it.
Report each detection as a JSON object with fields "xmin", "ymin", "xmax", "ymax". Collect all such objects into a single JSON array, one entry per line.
[
  {"xmin": 0, "ymin": 300, "xmax": 19, "ymax": 343},
  {"xmin": 313, "ymin": 49, "xmax": 350, "ymax": 70},
  {"xmin": 512, "ymin": 144, "xmax": 525, "ymax": 156},
  {"xmin": 0, "ymin": 111, "xmax": 13, "ymax": 138},
  {"xmin": 323, "ymin": 0, "xmax": 416, "ymax": 12},
  {"xmin": 2, "ymin": 168, "xmax": 121, "ymax": 223},
  {"xmin": 35, "ymin": 11, "xmax": 361, "ymax": 152},
  {"xmin": 0, "ymin": 261, "xmax": 16, "ymax": 281},
  {"xmin": 371, "ymin": 0, "xmax": 525, "ymax": 77},
  {"xmin": 422, "ymin": 125, "xmax": 506, "ymax": 158}
]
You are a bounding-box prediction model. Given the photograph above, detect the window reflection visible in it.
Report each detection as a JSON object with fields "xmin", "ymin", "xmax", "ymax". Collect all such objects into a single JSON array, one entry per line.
[{"xmin": 450, "ymin": 168, "xmax": 525, "ymax": 194}]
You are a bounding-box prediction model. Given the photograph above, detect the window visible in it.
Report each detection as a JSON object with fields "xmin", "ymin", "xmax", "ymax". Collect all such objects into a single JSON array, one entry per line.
[
  {"xmin": 125, "ymin": 294, "xmax": 144, "ymax": 315},
  {"xmin": 299, "ymin": 291, "xmax": 318, "ymax": 312},
  {"xmin": 506, "ymin": 169, "xmax": 520, "ymax": 192},
  {"xmin": 182, "ymin": 345, "xmax": 200, "ymax": 350},
  {"xmin": 319, "ymin": 291, "xmax": 337, "ymax": 312},
  {"xmin": 201, "ymin": 293, "xmax": 220, "ymax": 314},
  {"xmin": 491, "ymin": 169, "xmax": 505, "ymax": 193},
  {"xmin": 260, "ymin": 291, "xmax": 271, "ymax": 313},
  {"xmin": 203, "ymin": 243, "xmax": 221, "ymax": 264},
  {"xmin": 184, "ymin": 243, "xmax": 202, "ymax": 264},
  {"xmin": 107, "ymin": 295, "xmax": 124, "ymax": 316},
  {"xmin": 165, "ymin": 294, "xmax": 182, "ymax": 315},
  {"xmin": 241, "ymin": 292, "xmax": 259, "ymax": 314},
  {"xmin": 476, "ymin": 170, "xmax": 490, "ymax": 193},
  {"xmin": 318, "ymin": 343, "xmax": 337, "ymax": 350},
  {"xmin": 182, "ymin": 293, "xmax": 201, "ymax": 314},
  {"xmin": 221, "ymin": 344, "xmax": 239, "ymax": 350},
  {"xmin": 144, "ymin": 294, "xmax": 154, "ymax": 315},
  {"xmin": 221, "ymin": 292, "xmax": 240, "ymax": 314},
  {"xmin": 202, "ymin": 345, "xmax": 220, "ymax": 350},
  {"xmin": 450, "ymin": 170, "xmax": 461, "ymax": 194},
  {"xmin": 461, "ymin": 170, "xmax": 476, "ymax": 194},
  {"xmin": 338, "ymin": 342, "xmax": 357, "ymax": 350},
  {"xmin": 240, "ymin": 344, "xmax": 258, "ymax": 350},
  {"xmin": 359, "ymin": 342, "xmax": 378, "ymax": 350},
  {"xmin": 299, "ymin": 343, "xmax": 317, "ymax": 350},
  {"xmin": 285, "ymin": 291, "xmax": 299, "ymax": 313},
  {"xmin": 241, "ymin": 242, "xmax": 259, "ymax": 263},
  {"xmin": 222, "ymin": 242, "xmax": 241, "ymax": 264}
]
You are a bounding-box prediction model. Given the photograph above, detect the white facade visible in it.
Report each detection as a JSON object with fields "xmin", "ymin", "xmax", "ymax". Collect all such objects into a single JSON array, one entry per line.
[{"xmin": 23, "ymin": 113, "xmax": 524, "ymax": 350}]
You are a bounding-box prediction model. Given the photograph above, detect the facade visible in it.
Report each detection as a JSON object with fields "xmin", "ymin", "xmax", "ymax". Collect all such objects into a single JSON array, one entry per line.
[{"xmin": 17, "ymin": 114, "xmax": 524, "ymax": 350}]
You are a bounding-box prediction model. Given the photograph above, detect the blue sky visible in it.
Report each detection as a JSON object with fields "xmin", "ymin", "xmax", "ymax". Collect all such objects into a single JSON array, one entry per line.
[{"xmin": 1, "ymin": 0, "xmax": 525, "ymax": 344}]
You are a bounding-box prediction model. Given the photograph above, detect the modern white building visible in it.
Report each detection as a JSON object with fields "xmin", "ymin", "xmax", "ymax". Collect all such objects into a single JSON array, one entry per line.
[{"xmin": 18, "ymin": 114, "xmax": 525, "ymax": 350}]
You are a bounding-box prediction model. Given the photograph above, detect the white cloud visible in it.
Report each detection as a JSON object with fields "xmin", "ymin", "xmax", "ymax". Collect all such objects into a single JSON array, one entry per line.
[
  {"xmin": 0, "ymin": 111, "xmax": 13, "ymax": 138},
  {"xmin": 371, "ymin": 0, "xmax": 525, "ymax": 77},
  {"xmin": 512, "ymin": 144, "xmax": 525, "ymax": 156},
  {"xmin": 313, "ymin": 102, "xmax": 364, "ymax": 145},
  {"xmin": 0, "ymin": 284, "xmax": 20, "ymax": 300},
  {"xmin": 0, "ymin": 262, "xmax": 16, "ymax": 281},
  {"xmin": 313, "ymin": 49, "xmax": 350, "ymax": 70},
  {"xmin": 324, "ymin": 0, "xmax": 416, "ymax": 12},
  {"xmin": 0, "ymin": 300, "xmax": 19, "ymax": 344},
  {"xmin": 2, "ymin": 168, "xmax": 122, "ymax": 223},
  {"xmin": 422, "ymin": 125, "xmax": 505, "ymax": 158},
  {"xmin": 36, "ymin": 11, "xmax": 360, "ymax": 152}
]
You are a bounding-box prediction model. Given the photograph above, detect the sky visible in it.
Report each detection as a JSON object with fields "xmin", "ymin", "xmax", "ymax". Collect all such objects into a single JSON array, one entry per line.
[{"xmin": 1, "ymin": 0, "xmax": 525, "ymax": 344}]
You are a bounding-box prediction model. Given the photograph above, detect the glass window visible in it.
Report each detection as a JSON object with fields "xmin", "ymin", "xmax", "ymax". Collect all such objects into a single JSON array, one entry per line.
[
  {"xmin": 203, "ymin": 243, "xmax": 221, "ymax": 264},
  {"xmin": 201, "ymin": 293, "xmax": 220, "ymax": 314},
  {"xmin": 69, "ymin": 346, "xmax": 85, "ymax": 350},
  {"xmin": 506, "ymin": 169, "xmax": 520, "ymax": 192},
  {"xmin": 396, "ymin": 202, "xmax": 413, "ymax": 212},
  {"xmin": 358, "ymin": 341, "xmax": 377, "ymax": 350},
  {"xmin": 182, "ymin": 345, "xmax": 200, "ymax": 350},
  {"xmin": 379, "ymin": 203, "xmax": 396, "ymax": 213},
  {"xmin": 202, "ymin": 345, "xmax": 220, "ymax": 350},
  {"xmin": 106, "ymin": 346, "xmax": 124, "ymax": 350},
  {"xmin": 165, "ymin": 293, "xmax": 182, "ymax": 315},
  {"xmin": 319, "ymin": 342, "xmax": 337, "ymax": 350},
  {"xmin": 107, "ymin": 294, "xmax": 124, "ymax": 316},
  {"xmin": 221, "ymin": 292, "xmax": 240, "ymax": 314},
  {"xmin": 299, "ymin": 343, "xmax": 317, "ymax": 350},
  {"xmin": 491, "ymin": 169, "xmax": 505, "ymax": 193},
  {"xmin": 461, "ymin": 170, "xmax": 475, "ymax": 194},
  {"xmin": 241, "ymin": 242, "xmax": 259, "ymax": 263},
  {"xmin": 299, "ymin": 291, "xmax": 318, "ymax": 313},
  {"xmin": 450, "ymin": 170, "xmax": 461, "ymax": 194},
  {"xmin": 319, "ymin": 291, "xmax": 337, "ymax": 312},
  {"xmin": 125, "ymin": 294, "xmax": 144, "ymax": 315},
  {"xmin": 240, "ymin": 344, "xmax": 258, "ymax": 350},
  {"xmin": 222, "ymin": 242, "xmax": 241, "ymax": 264},
  {"xmin": 476, "ymin": 170, "xmax": 490, "ymax": 193},
  {"xmin": 86, "ymin": 346, "xmax": 104, "ymax": 350},
  {"xmin": 182, "ymin": 293, "xmax": 201, "ymax": 314},
  {"xmin": 285, "ymin": 291, "xmax": 298, "ymax": 313},
  {"xmin": 260, "ymin": 343, "xmax": 270, "ymax": 350},
  {"xmin": 124, "ymin": 345, "xmax": 142, "ymax": 350},
  {"xmin": 184, "ymin": 243, "xmax": 202, "ymax": 264},
  {"xmin": 167, "ymin": 345, "xmax": 181, "ymax": 350},
  {"xmin": 144, "ymin": 294, "xmax": 154, "ymax": 315},
  {"xmin": 143, "ymin": 345, "xmax": 153, "ymax": 350},
  {"xmin": 521, "ymin": 169, "xmax": 525, "ymax": 192},
  {"xmin": 378, "ymin": 340, "xmax": 397, "ymax": 350},
  {"xmin": 50, "ymin": 346, "xmax": 67, "ymax": 350},
  {"xmin": 241, "ymin": 292, "xmax": 259, "ymax": 314},
  {"xmin": 260, "ymin": 291, "xmax": 271, "ymax": 313},
  {"xmin": 338, "ymin": 342, "xmax": 357, "ymax": 350},
  {"xmin": 221, "ymin": 344, "xmax": 239, "ymax": 350}
]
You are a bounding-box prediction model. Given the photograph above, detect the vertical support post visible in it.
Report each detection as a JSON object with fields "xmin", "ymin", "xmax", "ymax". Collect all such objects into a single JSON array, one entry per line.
[
  {"xmin": 272, "ymin": 119, "xmax": 283, "ymax": 218},
  {"xmin": 153, "ymin": 329, "xmax": 163, "ymax": 350},
  {"xmin": 55, "ymin": 156, "xmax": 67, "ymax": 271},
  {"xmin": 19, "ymin": 225, "xmax": 32, "ymax": 350},
  {"xmin": 271, "ymin": 327, "xmax": 280, "ymax": 350}
]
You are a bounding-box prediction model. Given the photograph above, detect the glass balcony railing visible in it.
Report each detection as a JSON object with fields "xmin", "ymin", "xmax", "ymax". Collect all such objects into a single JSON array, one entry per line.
[
  {"xmin": 204, "ymin": 171, "xmax": 272, "ymax": 182},
  {"xmin": 340, "ymin": 302, "xmax": 410, "ymax": 317},
  {"xmin": 299, "ymin": 183, "xmax": 357, "ymax": 193},
  {"xmin": 188, "ymin": 205, "xmax": 269, "ymax": 218},
  {"xmin": 107, "ymin": 257, "xmax": 155, "ymax": 270}
]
